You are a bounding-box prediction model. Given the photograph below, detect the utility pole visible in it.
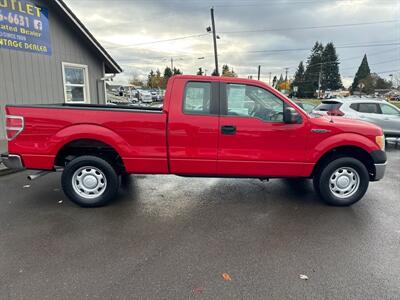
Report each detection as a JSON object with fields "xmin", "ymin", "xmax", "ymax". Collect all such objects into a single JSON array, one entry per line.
[
  {"xmin": 318, "ymin": 63, "xmax": 323, "ymax": 99},
  {"xmin": 257, "ymin": 65, "xmax": 261, "ymax": 80},
  {"xmin": 284, "ymin": 67, "xmax": 289, "ymax": 81},
  {"xmin": 210, "ymin": 7, "xmax": 219, "ymax": 76}
]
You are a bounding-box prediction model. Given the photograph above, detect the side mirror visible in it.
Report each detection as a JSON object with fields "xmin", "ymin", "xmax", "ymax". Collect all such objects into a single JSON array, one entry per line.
[{"xmin": 284, "ymin": 107, "xmax": 301, "ymax": 124}]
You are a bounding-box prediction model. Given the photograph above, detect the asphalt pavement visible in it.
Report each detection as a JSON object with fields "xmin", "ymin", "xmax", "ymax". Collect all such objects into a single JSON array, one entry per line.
[
  {"xmin": 0, "ymin": 140, "xmax": 7, "ymax": 171},
  {"xmin": 0, "ymin": 145, "xmax": 399, "ymax": 299}
]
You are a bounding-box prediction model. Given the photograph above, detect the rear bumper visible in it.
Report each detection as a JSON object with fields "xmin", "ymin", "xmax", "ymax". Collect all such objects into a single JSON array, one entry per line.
[
  {"xmin": 0, "ymin": 153, "xmax": 24, "ymax": 170},
  {"xmin": 370, "ymin": 150, "xmax": 387, "ymax": 181}
]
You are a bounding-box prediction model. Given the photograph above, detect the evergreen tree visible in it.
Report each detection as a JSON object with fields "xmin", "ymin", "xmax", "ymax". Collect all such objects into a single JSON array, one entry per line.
[
  {"xmin": 304, "ymin": 42, "xmax": 324, "ymax": 97},
  {"xmin": 155, "ymin": 69, "xmax": 162, "ymax": 87},
  {"xmin": 277, "ymin": 74, "xmax": 284, "ymax": 85},
  {"xmin": 292, "ymin": 61, "xmax": 305, "ymax": 97},
  {"xmin": 196, "ymin": 68, "xmax": 204, "ymax": 75},
  {"xmin": 351, "ymin": 54, "xmax": 371, "ymax": 92},
  {"xmin": 321, "ymin": 42, "xmax": 342, "ymax": 90},
  {"xmin": 147, "ymin": 70, "xmax": 155, "ymax": 88},
  {"xmin": 272, "ymin": 76, "xmax": 277, "ymax": 88},
  {"xmin": 162, "ymin": 67, "xmax": 173, "ymax": 88},
  {"xmin": 163, "ymin": 67, "xmax": 173, "ymax": 80},
  {"xmin": 173, "ymin": 67, "xmax": 182, "ymax": 75},
  {"xmin": 276, "ymin": 74, "xmax": 284, "ymax": 91},
  {"xmin": 221, "ymin": 64, "xmax": 237, "ymax": 77}
]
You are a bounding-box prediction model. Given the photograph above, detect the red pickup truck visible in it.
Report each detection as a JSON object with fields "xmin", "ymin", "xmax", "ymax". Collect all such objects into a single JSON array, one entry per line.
[{"xmin": 2, "ymin": 75, "xmax": 387, "ymax": 207}]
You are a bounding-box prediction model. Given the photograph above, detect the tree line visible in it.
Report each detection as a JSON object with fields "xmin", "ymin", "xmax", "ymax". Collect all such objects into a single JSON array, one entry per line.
[
  {"xmin": 292, "ymin": 42, "xmax": 342, "ymax": 98},
  {"xmin": 130, "ymin": 67, "xmax": 182, "ymax": 89},
  {"xmin": 292, "ymin": 41, "xmax": 392, "ymax": 98},
  {"xmin": 130, "ymin": 43, "xmax": 393, "ymax": 95}
]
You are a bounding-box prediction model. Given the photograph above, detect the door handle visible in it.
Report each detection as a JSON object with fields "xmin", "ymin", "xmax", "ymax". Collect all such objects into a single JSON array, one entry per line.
[{"xmin": 221, "ymin": 125, "xmax": 236, "ymax": 135}]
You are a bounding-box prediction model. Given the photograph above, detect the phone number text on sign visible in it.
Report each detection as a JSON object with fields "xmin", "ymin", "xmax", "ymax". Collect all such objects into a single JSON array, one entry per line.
[
  {"xmin": 0, "ymin": 12, "xmax": 31, "ymax": 28},
  {"xmin": 0, "ymin": 0, "xmax": 51, "ymax": 55}
]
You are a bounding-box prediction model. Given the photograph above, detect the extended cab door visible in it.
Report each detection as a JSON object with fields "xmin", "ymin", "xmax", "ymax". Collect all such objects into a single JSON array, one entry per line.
[
  {"xmin": 217, "ymin": 82, "xmax": 309, "ymax": 177},
  {"xmin": 167, "ymin": 78, "xmax": 220, "ymax": 174}
]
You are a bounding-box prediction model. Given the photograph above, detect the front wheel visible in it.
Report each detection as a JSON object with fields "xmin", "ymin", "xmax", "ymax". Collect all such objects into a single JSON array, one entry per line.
[
  {"xmin": 313, "ymin": 157, "xmax": 369, "ymax": 206},
  {"xmin": 61, "ymin": 155, "xmax": 119, "ymax": 207}
]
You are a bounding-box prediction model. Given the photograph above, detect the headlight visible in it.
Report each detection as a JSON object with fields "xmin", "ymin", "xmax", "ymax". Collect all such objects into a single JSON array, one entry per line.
[{"xmin": 375, "ymin": 135, "xmax": 385, "ymax": 151}]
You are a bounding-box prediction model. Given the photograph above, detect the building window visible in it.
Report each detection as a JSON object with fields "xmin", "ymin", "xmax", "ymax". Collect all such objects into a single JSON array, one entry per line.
[{"xmin": 62, "ymin": 62, "xmax": 90, "ymax": 103}]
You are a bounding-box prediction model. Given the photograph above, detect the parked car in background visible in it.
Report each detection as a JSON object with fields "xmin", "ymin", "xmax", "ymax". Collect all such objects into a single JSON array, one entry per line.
[
  {"xmin": 137, "ymin": 89, "xmax": 153, "ymax": 103},
  {"xmin": 150, "ymin": 89, "xmax": 163, "ymax": 102},
  {"xmin": 293, "ymin": 100, "xmax": 316, "ymax": 113},
  {"xmin": 313, "ymin": 98, "xmax": 400, "ymax": 137}
]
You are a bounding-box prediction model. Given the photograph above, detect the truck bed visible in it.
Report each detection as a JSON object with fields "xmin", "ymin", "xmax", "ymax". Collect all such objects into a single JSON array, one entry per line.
[{"xmin": 5, "ymin": 103, "xmax": 169, "ymax": 173}]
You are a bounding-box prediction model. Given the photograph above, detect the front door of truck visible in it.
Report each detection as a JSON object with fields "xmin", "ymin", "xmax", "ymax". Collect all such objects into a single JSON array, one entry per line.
[
  {"xmin": 168, "ymin": 79, "xmax": 220, "ymax": 175},
  {"xmin": 217, "ymin": 83, "xmax": 308, "ymax": 177}
]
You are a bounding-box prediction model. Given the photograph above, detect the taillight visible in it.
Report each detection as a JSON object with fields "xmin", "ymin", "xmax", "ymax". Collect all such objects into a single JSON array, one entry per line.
[
  {"xmin": 327, "ymin": 109, "xmax": 344, "ymax": 116},
  {"xmin": 6, "ymin": 115, "xmax": 24, "ymax": 141}
]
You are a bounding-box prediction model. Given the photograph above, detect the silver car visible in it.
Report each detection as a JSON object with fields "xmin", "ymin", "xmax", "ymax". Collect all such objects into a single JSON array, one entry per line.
[{"xmin": 313, "ymin": 98, "xmax": 400, "ymax": 137}]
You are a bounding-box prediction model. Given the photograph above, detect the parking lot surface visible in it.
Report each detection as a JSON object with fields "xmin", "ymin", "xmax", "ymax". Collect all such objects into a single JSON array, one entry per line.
[{"xmin": 0, "ymin": 146, "xmax": 399, "ymax": 299}]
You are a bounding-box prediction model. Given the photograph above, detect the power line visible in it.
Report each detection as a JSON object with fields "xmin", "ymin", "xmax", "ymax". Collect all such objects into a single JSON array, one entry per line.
[
  {"xmin": 99, "ymin": 19, "xmax": 397, "ymax": 49},
  {"xmin": 104, "ymin": 33, "xmax": 209, "ymax": 49},
  {"xmin": 220, "ymin": 20, "xmax": 397, "ymax": 35},
  {"xmin": 213, "ymin": 0, "xmax": 397, "ymax": 7},
  {"xmin": 243, "ymin": 42, "xmax": 400, "ymax": 55}
]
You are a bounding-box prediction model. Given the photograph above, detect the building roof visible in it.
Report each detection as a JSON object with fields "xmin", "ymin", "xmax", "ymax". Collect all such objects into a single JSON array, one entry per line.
[{"xmin": 52, "ymin": 0, "xmax": 122, "ymax": 74}]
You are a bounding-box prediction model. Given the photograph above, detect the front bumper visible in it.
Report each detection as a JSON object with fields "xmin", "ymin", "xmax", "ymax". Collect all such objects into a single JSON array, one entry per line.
[
  {"xmin": 374, "ymin": 163, "xmax": 387, "ymax": 181},
  {"xmin": 371, "ymin": 150, "xmax": 387, "ymax": 181},
  {"xmin": 0, "ymin": 153, "xmax": 24, "ymax": 170}
]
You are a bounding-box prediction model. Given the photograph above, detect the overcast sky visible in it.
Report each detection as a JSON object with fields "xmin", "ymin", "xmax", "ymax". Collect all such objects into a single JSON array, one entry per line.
[{"xmin": 64, "ymin": 0, "xmax": 400, "ymax": 87}]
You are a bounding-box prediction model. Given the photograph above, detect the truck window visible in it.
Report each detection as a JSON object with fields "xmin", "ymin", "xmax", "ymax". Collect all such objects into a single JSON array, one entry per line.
[
  {"xmin": 183, "ymin": 82, "xmax": 211, "ymax": 115},
  {"xmin": 225, "ymin": 84, "xmax": 284, "ymax": 122}
]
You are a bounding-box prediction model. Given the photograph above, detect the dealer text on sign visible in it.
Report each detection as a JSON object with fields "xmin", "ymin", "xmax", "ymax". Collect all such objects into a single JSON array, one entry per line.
[{"xmin": 0, "ymin": 0, "xmax": 51, "ymax": 55}]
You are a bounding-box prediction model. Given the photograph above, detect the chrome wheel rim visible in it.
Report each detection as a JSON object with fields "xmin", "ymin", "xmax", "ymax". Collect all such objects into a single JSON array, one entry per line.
[
  {"xmin": 329, "ymin": 167, "xmax": 360, "ymax": 199},
  {"xmin": 72, "ymin": 166, "xmax": 107, "ymax": 199}
]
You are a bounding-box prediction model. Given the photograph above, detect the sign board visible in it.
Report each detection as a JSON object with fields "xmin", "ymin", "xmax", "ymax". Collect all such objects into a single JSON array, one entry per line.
[
  {"xmin": 293, "ymin": 86, "xmax": 298, "ymax": 92},
  {"xmin": 0, "ymin": 0, "xmax": 51, "ymax": 55}
]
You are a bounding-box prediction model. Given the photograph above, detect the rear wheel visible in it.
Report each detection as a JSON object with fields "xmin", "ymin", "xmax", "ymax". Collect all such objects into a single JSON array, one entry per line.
[
  {"xmin": 313, "ymin": 157, "xmax": 369, "ymax": 206},
  {"xmin": 61, "ymin": 155, "xmax": 119, "ymax": 207}
]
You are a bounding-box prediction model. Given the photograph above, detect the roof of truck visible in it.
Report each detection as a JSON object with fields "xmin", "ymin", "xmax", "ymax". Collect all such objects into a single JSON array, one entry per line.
[{"xmin": 172, "ymin": 75, "xmax": 269, "ymax": 85}]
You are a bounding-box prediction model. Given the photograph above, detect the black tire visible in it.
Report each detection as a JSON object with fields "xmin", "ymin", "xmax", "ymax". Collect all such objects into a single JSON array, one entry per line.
[
  {"xmin": 61, "ymin": 155, "xmax": 119, "ymax": 207},
  {"xmin": 313, "ymin": 157, "xmax": 369, "ymax": 206}
]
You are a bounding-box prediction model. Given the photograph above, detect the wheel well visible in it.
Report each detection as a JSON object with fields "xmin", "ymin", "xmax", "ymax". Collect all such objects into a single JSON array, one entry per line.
[
  {"xmin": 55, "ymin": 139, "xmax": 125, "ymax": 173},
  {"xmin": 312, "ymin": 146, "xmax": 375, "ymax": 179}
]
